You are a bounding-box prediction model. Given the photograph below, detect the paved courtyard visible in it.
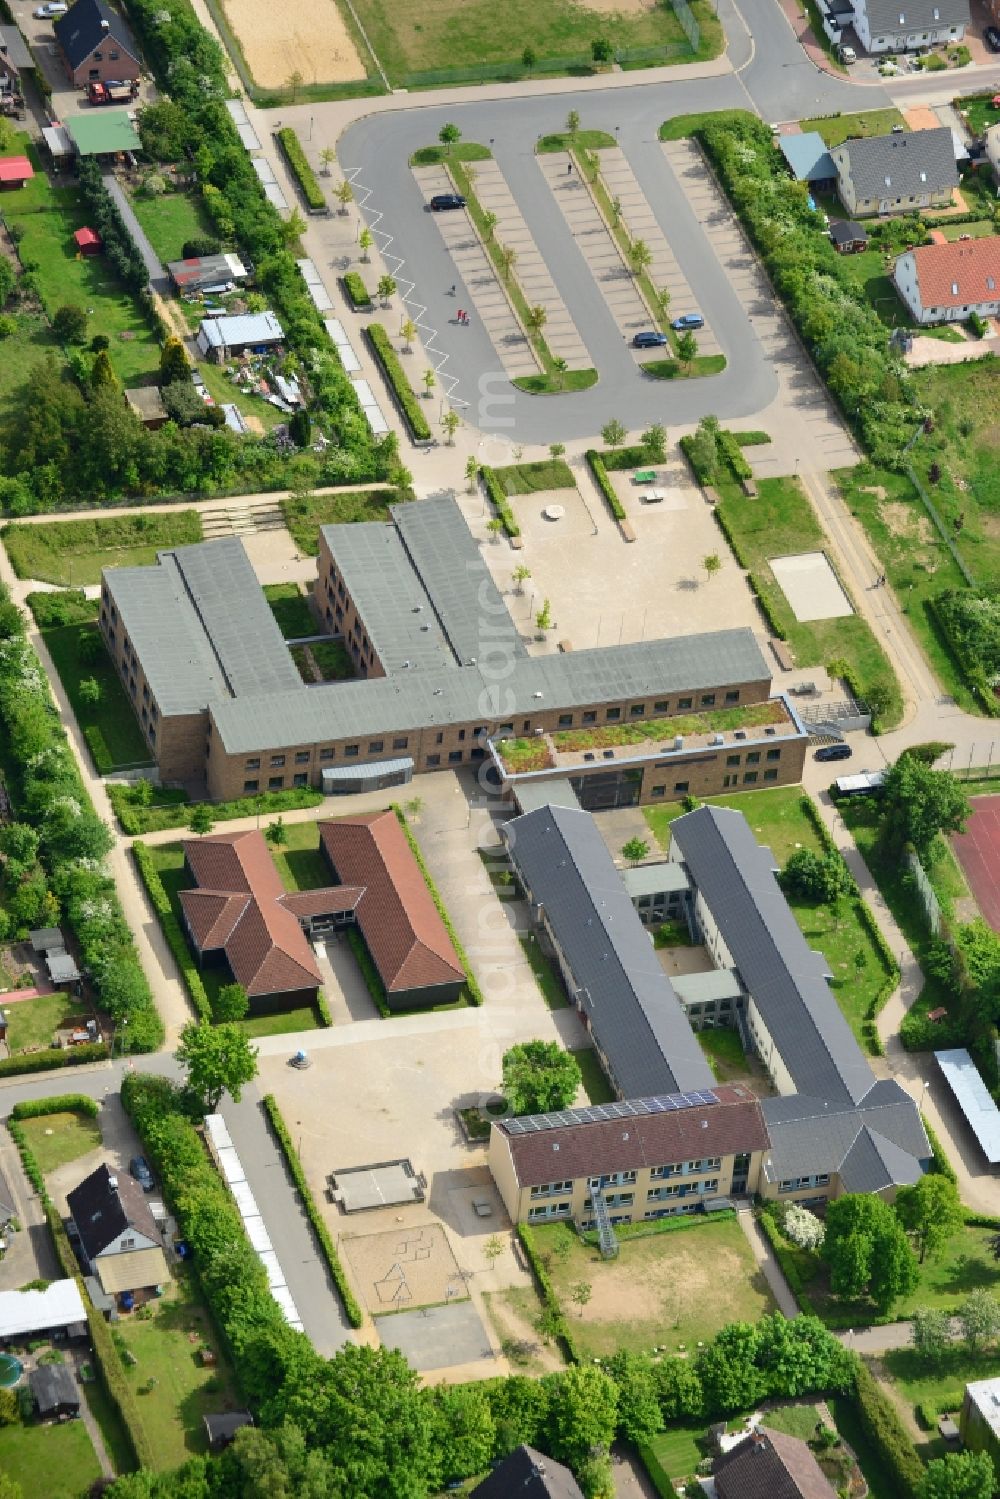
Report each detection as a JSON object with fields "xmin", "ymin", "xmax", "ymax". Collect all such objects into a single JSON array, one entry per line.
[{"xmin": 376, "ymin": 1300, "xmax": 493, "ymax": 1373}]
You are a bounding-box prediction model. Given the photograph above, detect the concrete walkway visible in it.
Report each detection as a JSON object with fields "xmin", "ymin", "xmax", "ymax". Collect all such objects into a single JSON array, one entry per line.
[
  {"xmin": 736, "ymin": 1206, "xmax": 800, "ymax": 1319},
  {"xmin": 71, "ymin": 1348, "xmax": 115, "ymax": 1479}
]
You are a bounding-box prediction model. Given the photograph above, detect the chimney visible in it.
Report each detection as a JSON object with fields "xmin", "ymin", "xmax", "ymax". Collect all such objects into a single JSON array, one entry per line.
[{"xmin": 100, "ymin": 17, "xmax": 110, "ymax": 27}]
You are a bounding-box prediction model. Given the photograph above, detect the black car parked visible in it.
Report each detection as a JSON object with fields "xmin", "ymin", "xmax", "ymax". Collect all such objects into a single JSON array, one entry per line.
[
  {"xmin": 986, "ymin": 25, "xmax": 1000, "ymax": 49},
  {"xmin": 815, "ymin": 743, "xmax": 852, "ymax": 762},
  {"xmin": 429, "ymin": 193, "xmax": 466, "ymax": 211}
]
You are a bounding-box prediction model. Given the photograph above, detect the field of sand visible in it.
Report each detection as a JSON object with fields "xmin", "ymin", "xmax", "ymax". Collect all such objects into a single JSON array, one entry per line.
[{"xmin": 222, "ymin": 0, "xmax": 366, "ymax": 87}]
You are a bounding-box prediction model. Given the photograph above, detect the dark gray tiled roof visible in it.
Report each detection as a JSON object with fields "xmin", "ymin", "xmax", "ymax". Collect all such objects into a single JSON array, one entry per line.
[
  {"xmin": 670, "ymin": 805, "xmax": 875, "ymax": 1109},
  {"xmin": 863, "ymin": 0, "xmax": 968, "ymax": 33},
  {"xmin": 833, "ymin": 128, "xmax": 958, "ymax": 202},
  {"xmin": 54, "ymin": 0, "xmax": 139, "ymax": 70},
  {"xmin": 472, "ymin": 1445, "xmax": 584, "ymax": 1499},
  {"xmin": 762, "ymin": 1079, "xmax": 929, "ymax": 1185},
  {"xmin": 503, "ymin": 804, "xmax": 714, "ymax": 1098}
]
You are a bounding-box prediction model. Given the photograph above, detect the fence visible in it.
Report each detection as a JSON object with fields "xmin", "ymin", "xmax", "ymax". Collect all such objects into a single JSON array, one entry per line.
[
  {"xmin": 902, "ymin": 422, "xmax": 976, "ymax": 589},
  {"xmin": 906, "ymin": 849, "xmax": 943, "ymax": 938},
  {"xmin": 669, "ymin": 0, "xmax": 701, "ymax": 54}
]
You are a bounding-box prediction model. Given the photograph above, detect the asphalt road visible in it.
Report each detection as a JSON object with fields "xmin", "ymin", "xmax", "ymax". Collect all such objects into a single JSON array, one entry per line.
[{"xmin": 339, "ymin": 0, "xmax": 891, "ymax": 442}]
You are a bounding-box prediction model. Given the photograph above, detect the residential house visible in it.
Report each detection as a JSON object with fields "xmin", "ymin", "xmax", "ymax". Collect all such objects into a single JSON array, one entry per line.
[
  {"xmin": 318, "ymin": 811, "xmax": 466, "ymax": 1010},
  {"xmin": 669, "ymin": 805, "xmax": 930, "ymax": 1204},
  {"xmin": 0, "ymin": 24, "xmax": 31, "ymax": 103},
  {"xmin": 844, "ymin": 0, "xmax": 967, "ymax": 52},
  {"xmin": 471, "ymin": 1444, "xmax": 585, "ymax": 1498},
  {"xmin": 489, "ymin": 1085, "xmax": 769, "ymax": 1229},
  {"xmin": 831, "ymin": 128, "xmax": 958, "ymax": 217},
  {"xmin": 829, "ymin": 219, "xmax": 869, "ymax": 253},
  {"xmin": 894, "ymin": 236, "xmax": 1000, "ymax": 324},
  {"xmin": 0, "ymin": 156, "xmax": 32, "ymax": 190},
  {"xmin": 29, "ymin": 1365, "xmax": 80, "ymax": 1421},
  {"xmin": 196, "ymin": 311, "xmax": 284, "ymax": 362},
  {"xmin": 960, "ymin": 1377, "xmax": 1000, "ymax": 1469},
  {"xmin": 779, "ymin": 132, "xmax": 837, "ymax": 190},
  {"xmin": 167, "ymin": 252, "xmax": 247, "ymax": 294},
  {"xmin": 54, "ymin": 0, "xmax": 140, "ymax": 87},
  {"xmin": 67, "ymin": 1164, "xmax": 169, "ymax": 1300},
  {"xmin": 714, "ymin": 1428, "xmax": 837, "ymax": 1499},
  {"xmin": 0, "ymin": 1281, "xmax": 86, "ymax": 1344}
]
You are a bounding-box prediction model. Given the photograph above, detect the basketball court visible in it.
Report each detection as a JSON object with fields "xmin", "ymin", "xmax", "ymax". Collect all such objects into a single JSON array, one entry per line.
[
  {"xmin": 342, "ymin": 1222, "xmax": 469, "ymax": 1315},
  {"xmin": 951, "ymin": 796, "xmax": 1000, "ymax": 931}
]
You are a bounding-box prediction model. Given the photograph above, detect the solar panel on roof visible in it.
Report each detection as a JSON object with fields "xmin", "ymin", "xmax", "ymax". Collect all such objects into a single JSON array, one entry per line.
[{"xmin": 505, "ymin": 1090, "xmax": 720, "ymax": 1134}]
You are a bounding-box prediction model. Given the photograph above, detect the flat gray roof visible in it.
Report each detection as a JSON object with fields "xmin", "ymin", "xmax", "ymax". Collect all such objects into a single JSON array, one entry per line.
[
  {"xmin": 670, "ymin": 805, "xmax": 875, "ymax": 1110},
  {"xmin": 512, "ymin": 777, "xmax": 582, "ymax": 816},
  {"xmin": 504, "ymin": 804, "xmax": 714, "ymax": 1099},
  {"xmin": 104, "ymin": 537, "xmax": 300, "ymax": 715},
  {"xmin": 321, "ymin": 521, "xmax": 455, "ymax": 673},
  {"xmin": 622, "ymin": 862, "xmax": 690, "ymax": 899},
  {"xmin": 212, "ymin": 629, "xmax": 769, "ymax": 753},
  {"xmin": 935, "ymin": 1048, "xmax": 1000, "ymax": 1164},
  {"xmin": 672, "ymin": 969, "xmax": 742, "ymax": 1006}
]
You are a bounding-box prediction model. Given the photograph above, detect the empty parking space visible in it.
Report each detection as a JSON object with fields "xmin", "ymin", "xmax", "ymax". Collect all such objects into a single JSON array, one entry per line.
[
  {"xmin": 412, "ymin": 164, "xmax": 539, "ymax": 380},
  {"xmin": 474, "ymin": 159, "xmax": 591, "ymax": 370},
  {"xmin": 598, "ymin": 147, "xmax": 721, "ymax": 359}
]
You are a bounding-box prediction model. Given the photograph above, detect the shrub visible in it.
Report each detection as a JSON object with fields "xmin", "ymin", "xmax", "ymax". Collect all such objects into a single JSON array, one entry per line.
[
  {"xmin": 517, "ymin": 1224, "xmax": 580, "ymax": 1363},
  {"xmin": 342, "ymin": 271, "xmax": 373, "ymax": 310},
  {"xmin": 968, "ymin": 310, "xmax": 988, "ymax": 339},
  {"xmin": 182, "ymin": 235, "xmax": 221, "ymax": 259},
  {"xmin": 850, "ymin": 1362, "xmax": 923, "ymax": 1499},
  {"xmin": 364, "ymin": 324, "xmax": 431, "ymax": 440},
  {"xmin": 0, "ymin": 1045, "xmax": 107, "ymax": 1079},
  {"xmin": 276, "ymin": 128, "xmax": 326, "ymax": 212},
  {"xmin": 480, "ymin": 466, "xmax": 520, "ymax": 538},
  {"xmin": 584, "ymin": 450, "xmax": 625, "ymax": 521},
  {"xmin": 262, "ymin": 1093, "xmax": 363, "ymax": 1327},
  {"xmin": 11, "ymin": 1094, "xmax": 99, "ymax": 1120},
  {"xmin": 783, "ymin": 1203, "xmax": 825, "ymax": 1250}
]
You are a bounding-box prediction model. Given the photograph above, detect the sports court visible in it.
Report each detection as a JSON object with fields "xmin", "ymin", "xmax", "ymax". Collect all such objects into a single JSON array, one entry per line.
[
  {"xmin": 952, "ymin": 796, "xmax": 1000, "ymax": 931},
  {"xmin": 342, "ymin": 1222, "xmax": 468, "ymax": 1315},
  {"xmin": 770, "ymin": 552, "xmax": 853, "ymax": 622},
  {"xmin": 375, "ymin": 1301, "xmax": 493, "ymax": 1372}
]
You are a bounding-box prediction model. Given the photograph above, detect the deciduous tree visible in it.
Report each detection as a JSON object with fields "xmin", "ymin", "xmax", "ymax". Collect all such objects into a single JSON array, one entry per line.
[
  {"xmin": 910, "ymin": 1307, "xmax": 953, "ymax": 1358},
  {"xmin": 215, "ymin": 982, "xmax": 249, "ymax": 1023},
  {"xmin": 188, "ymin": 803, "xmax": 214, "ymax": 836},
  {"xmin": 176, "ymin": 1021, "xmax": 258, "ymax": 1113},
  {"xmin": 501, "ymin": 1040, "xmax": 581, "ymax": 1115},
  {"xmin": 918, "ymin": 1451, "xmax": 996, "ymax": 1499},
  {"xmin": 879, "ymin": 754, "xmax": 970, "ymax": 857},
  {"xmin": 542, "ymin": 1364, "xmax": 618, "ymax": 1467},
  {"xmin": 622, "ymin": 837, "xmax": 650, "ymax": 864},
  {"xmin": 957, "ymin": 1288, "xmax": 1000, "ymax": 1351},
  {"xmin": 438, "ymin": 122, "xmax": 461, "ymax": 155},
  {"xmin": 823, "ymin": 1194, "xmax": 919, "ymax": 1312},
  {"xmin": 896, "ymin": 1173, "xmax": 963, "ymax": 1262},
  {"xmin": 601, "ymin": 418, "xmax": 626, "ymax": 450}
]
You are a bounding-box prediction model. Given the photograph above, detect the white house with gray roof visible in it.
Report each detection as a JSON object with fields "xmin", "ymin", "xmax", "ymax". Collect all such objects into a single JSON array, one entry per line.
[
  {"xmin": 846, "ymin": 0, "xmax": 967, "ymax": 51},
  {"xmin": 831, "ymin": 128, "xmax": 959, "ymax": 218}
]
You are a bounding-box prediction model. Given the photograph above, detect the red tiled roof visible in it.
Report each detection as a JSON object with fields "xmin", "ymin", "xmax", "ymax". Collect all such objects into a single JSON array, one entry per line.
[
  {"xmin": 74, "ymin": 226, "xmax": 100, "ymax": 248},
  {"xmin": 179, "ymin": 830, "xmax": 332, "ymax": 997},
  {"xmin": 497, "ymin": 1087, "xmax": 770, "ymax": 1188},
  {"xmin": 907, "ymin": 235, "xmax": 1000, "ymax": 310},
  {"xmin": 319, "ymin": 811, "xmax": 464, "ymax": 995},
  {"xmin": 0, "ymin": 156, "xmax": 32, "ymax": 183}
]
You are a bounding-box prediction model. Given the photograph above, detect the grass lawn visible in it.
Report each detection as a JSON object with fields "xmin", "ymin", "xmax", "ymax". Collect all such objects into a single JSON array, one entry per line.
[
  {"xmin": 240, "ymin": 1005, "xmax": 320, "ymax": 1037},
  {"xmin": 115, "ymin": 1271, "xmax": 239, "ymax": 1471},
  {"xmin": 905, "ymin": 361, "xmax": 1000, "ymax": 590},
  {"xmin": 409, "ymin": 142, "xmax": 494, "ymax": 165},
  {"xmin": 716, "ymin": 475, "xmax": 903, "ymax": 727},
  {"xmin": 128, "ymin": 188, "xmax": 215, "ymax": 264},
  {"xmin": 531, "ymin": 1216, "xmax": 774, "ymax": 1359},
  {"xmin": 0, "ymin": 1414, "xmax": 100, "ymax": 1496},
  {"xmin": 883, "ymin": 1345, "xmax": 998, "ymax": 1449},
  {"xmin": 962, "ymin": 96, "xmax": 1000, "ymax": 136},
  {"xmin": 799, "ymin": 108, "xmax": 908, "ymax": 146},
  {"xmin": 537, "ymin": 129, "xmax": 616, "ymax": 153},
  {"xmin": 263, "ymin": 582, "xmax": 314, "ymax": 640},
  {"xmin": 5, "ymin": 993, "xmax": 88, "ymax": 1055},
  {"xmin": 492, "ymin": 459, "xmax": 576, "ymax": 495},
  {"xmin": 280, "ymin": 487, "xmax": 408, "ymax": 555},
  {"xmin": 518, "ymin": 933, "xmax": 568, "ymax": 1010},
  {"xmin": 352, "ymin": 0, "xmax": 718, "ymax": 81},
  {"xmin": 643, "ymin": 1425, "xmax": 707, "ymax": 1490},
  {"xmin": 645, "ymin": 786, "xmax": 892, "ymax": 1049},
  {"xmin": 18, "ymin": 1108, "xmax": 100, "ymax": 1172},
  {"xmin": 834, "ymin": 247, "xmax": 915, "ymax": 329},
  {"xmin": 308, "ymin": 639, "xmax": 355, "ymax": 680},
  {"xmin": 764, "ymin": 1402, "xmax": 824, "ymax": 1440},
  {"xmin": 833, "ymin": 465, "xmax": 975, "ymax": 711},
  {"xmin": 4, "ymin": 511, "xmax": 202, "ymax": 587},
  {"xmin": 42, "ymin": 620, "xmax": 151, "ymax": 772},
  {"xmin": 267, "ymin": 820, "xmax": 332, "ymax": 892},
  {"xmin": 827, "ymin": 1392, "xmax": 898, "ymax": 1499},
  {"xmin": 571, "ymin": 1047, "xmax": 615, "ymax": 1104},
  {"xmin": 0, "ymin": 313, "xmax": 62, "ymax": 420},
  {"xmin": 83, "ymin": 1377, "xmax": 135, "ymax": 1475},
  {"xmin": 939, "ymin": 219, "xmax": 995, "ymax": 241},
  {"xmin": 697, "ymin": 1026, "xmax": 747, "ymax": 1081},
  {"xmin": 1, "ymin": 144, "xmax": 159, "ymax": 387}
]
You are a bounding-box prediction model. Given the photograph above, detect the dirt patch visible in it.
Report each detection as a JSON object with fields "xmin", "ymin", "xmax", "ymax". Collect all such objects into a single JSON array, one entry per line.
[
  {"xmin": 342, "ymin": 1223, "xmax": 468, "ymax": 1315},
  {"xmin": 221, "ymin": 0, "xmax": 365, "ymax": 86},
  {"xmin": 575, "ymin": 0, "xmax": 656, "ymax": 12},
  {"xmin": 576, "ymin": 1238, "xmax": 742, "ymax": 1330},
  {"xmin": 482, "ymin": 1288, "xmax": 563, "ymax": 1374},
  {"xmin": 882, "ymin": 501, "xmax": 934, "ymax": 546}
]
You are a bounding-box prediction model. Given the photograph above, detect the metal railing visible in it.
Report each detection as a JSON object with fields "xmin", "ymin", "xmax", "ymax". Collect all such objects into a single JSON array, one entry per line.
[{"xmin": 589, "ymin": 1187, "xmax": 619, "ymax": 1260}]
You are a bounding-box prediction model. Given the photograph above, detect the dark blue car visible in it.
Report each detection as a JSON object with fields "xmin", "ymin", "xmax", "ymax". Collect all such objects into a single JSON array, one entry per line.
[{"xmin": 632, "ymin": 330, "xmax": 669, "ymax": 348}]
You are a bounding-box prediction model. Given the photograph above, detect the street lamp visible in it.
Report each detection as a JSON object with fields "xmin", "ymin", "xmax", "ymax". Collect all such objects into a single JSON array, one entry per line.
[{"xmin": 919, "ymin": 1078, "xmax": 931, "ymax": 1111}]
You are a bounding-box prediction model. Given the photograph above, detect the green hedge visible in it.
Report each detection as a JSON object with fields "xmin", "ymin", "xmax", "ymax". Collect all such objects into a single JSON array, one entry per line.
[
  {"xmin": 0, "ymin": 1044, "xmax": 107, "ymax": 1079},
  {"xmin": 924, "ymin": 1115, "xmax": 958, "ymax": 1184},
  {"xmin": 316, "ymin": 989, "xmax": 333, "ymax": 1027},
  {"xmin": 262, "ymin": 1093, "xmax": 364, "ymax": 1328},
  {"xmin": 364, "ymin": 323, "xmax": 431, "ymax": 441},
  {"xmin": 927, "ymin": 595, "xmax": 1000, "ymax": 718},
  {"xmin": 132, "ymin": 841, "xmax": 213, "ymax": 1023},
  {"xmin": 83, "ymin": 724, "xmax": 114, "ymax": 776},
  {"xmin": 342, "ymin": 271, "xmax": 372, "ymax": 310},
  {"xmin": 276, "ymin": 127, "xmax": 326, "ymax": 212},
  {"xmin": 517, "ymin": 1224, "xmax": 580, "ymax": 1364},
  {"xmin": 757, "ymin": 1208, "xmax": 809, "ymax": 1310},
  {"xmin": 735, "ymin": 430, "xmax": 771, "ymax": 446},
  {"xmin": 584, "ymin": 450, "xmax": 626, "ymax": 521},
  {"xmin": 346, "ymin": 927, "xmax": 389, "ymax": 1017},
  {"xmin": 851, "ymin": 1361, "xmax": 923, "ymax": 1499},
  {"xmin": 392, "ymin": 806, "xmax": 484, "ymax": 1005},
  {"xmin": 11, "ymin": 1094, "xmax": 99, "ymax": 1120},
  {"xmin": 108, "ymin": 782, "xmax": 321, "ymax": 835},
  {"xmin": 718, "ymin": 429, "xmax": 752, "ymax": 482},
  {"xmin": 480, "ymin": 466, "xmax": 520, "ymax": 538}
]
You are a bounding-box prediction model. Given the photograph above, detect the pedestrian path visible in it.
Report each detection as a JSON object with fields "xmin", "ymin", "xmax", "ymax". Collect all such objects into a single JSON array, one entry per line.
[
  {"xmin": 537, "ymin": 150, "xmax": 650, "ymax": 344},
  {"xmin": 599, "ymin": 146, "xmax": 722, "ymax": 359},
  {"xmin": 736, "ymin": 1205, "xmax": 799, "ymax": 1320},
  {"xmin": 472, "ymin": 158, "xmax": 591, "ymax": 370},
  {"xmin": 411, "ymin": 164, "xmax": 539, "ymax": 380}
]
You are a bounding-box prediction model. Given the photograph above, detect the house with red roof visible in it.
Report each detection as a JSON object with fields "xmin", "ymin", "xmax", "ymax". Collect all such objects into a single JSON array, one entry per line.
[
  {"xmin": 894, "ymin": 236, "xmax": 1000, "ymax": 325},
  {"xmin": 0, "ymin": 155, "xmax": 32, "ymax": 190}
]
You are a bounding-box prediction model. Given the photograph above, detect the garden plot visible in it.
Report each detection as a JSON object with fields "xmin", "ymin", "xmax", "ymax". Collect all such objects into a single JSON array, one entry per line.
[{"xmin": 770, "ymin": 552, "xmax": 853, "ymax": 622}]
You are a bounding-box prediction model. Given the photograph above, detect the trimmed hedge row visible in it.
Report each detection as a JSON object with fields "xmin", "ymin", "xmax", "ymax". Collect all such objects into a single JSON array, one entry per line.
[
  {"xmin": 262, "ymin": 1093, "xmax": 364, "ymax": 1328},
  {"xmin": 924, "ymin": 1114, "xmax": 958, "ymax": 1184},
  {"xmin": 393, "ymin": 806, "xmax": 484, "ymax": 1006},
  {"xmin": 108, "ymin": 782, "xmax": 322, "ymax": 835},
  {"xmin": 276, "ymin": 127, "xmax": 326, "ymax": 212},
  {"xmin": 316, "ymin": 989, "xmax": 333, "ymax": 1028},
  {"xmin": 11, "ymin": 1094, "xmax": 98, "ymax": 1120},
  {"xmin": 852, "ymin": 1361, "xmax": 923, "ymax": 1499},
  {"xmin": 346, "ymin": 926, "xmax": 388, "ymax": 1017},
  {"xmin": 364, "ymin": 323, "xmax": 431, "ymax": 441},
  {"xmin": 0, "ymin": 1044, "xmax": 107, "ymax": 1079},
  {"xmin": 517, "ymin": 1223, "xmax": 580, "ymax": 1364},
  {"xmin": 342, "ymin": 271, "xmax": 373, "ymax": 310},
  {"xmin": 718, "ymin": 429, "xmax": 752, "ymax": 482},
  {"xmin": 757, "ymin": 1208, "xmax": 809, "ymax": 1311},
  {"xmin": 480, "ymin": 466, "xmax": 520, "ymax": 538},
  {"xmin": 713, "ymin": 504, "xmax": 789, "ymax": 640},
  {"xmin": 585, "ymin": 450, "xmax": 626, "ymax": 521},
  {"xmin": 132, "ymin": 841, "xmax": 212, "ymax": 1023}
]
